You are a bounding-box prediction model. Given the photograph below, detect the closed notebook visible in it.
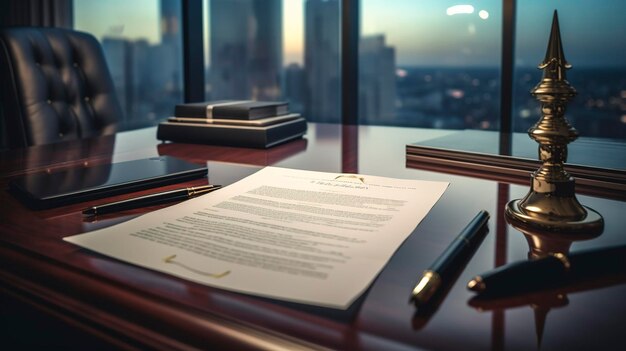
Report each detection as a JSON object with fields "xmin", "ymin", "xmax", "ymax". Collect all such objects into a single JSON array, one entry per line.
[
  {"xmin": 157, "ymin": 117, "xmax": 307, "ymax": 149},
  {"xmin": 174, "ymin": 100, "xmax": 289, "ymax": 120}
]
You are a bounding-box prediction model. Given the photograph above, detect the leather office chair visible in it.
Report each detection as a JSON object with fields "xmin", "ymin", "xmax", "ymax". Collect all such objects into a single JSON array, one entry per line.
[{"xmin": 0, "ymin": 27, "xmax": 121, "ymax": 148}]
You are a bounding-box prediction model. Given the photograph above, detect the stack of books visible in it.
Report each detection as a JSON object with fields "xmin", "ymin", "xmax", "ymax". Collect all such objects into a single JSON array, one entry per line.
[{"xmin": 157, "ymin": 100, "xmax": 307, "ymax": 148}]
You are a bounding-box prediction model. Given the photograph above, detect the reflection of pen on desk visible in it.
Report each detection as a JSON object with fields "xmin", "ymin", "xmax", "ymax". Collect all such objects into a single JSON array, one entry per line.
[
  {"xmin": 410, "ymin": 210, "xmax": 490, "ymax": 307},
  {"xmin": 82, "ymin": 184, "xmax": 222, "ymax": 217},
  {"xmin": 467, "ymin": 245, "xmax": 626, "ymax": 350},
  {"xmin": 467, "ymin": 245, "xmax": 626, "ymax": 296}
]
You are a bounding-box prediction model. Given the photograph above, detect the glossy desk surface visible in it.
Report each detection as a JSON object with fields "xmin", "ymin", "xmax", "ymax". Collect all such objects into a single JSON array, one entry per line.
[{"xmin": 1, "ymin": 123, "xmax": 624, "ymax": 350}]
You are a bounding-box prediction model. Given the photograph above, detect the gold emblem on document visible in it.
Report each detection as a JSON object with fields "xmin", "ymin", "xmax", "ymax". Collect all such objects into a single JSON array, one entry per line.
[
  {"xmin": 163, "ymin": 254, "xmax": 231, "ymax": 278},
  {"xmin": 334, "ymin": 174, "xmax": 366, "ymax": 184}
]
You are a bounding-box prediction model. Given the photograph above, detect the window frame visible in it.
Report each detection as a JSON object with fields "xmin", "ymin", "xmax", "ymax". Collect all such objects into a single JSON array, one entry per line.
[
  {"xmin": 180, "ymin": 0, "xmax": 517, "ymax": 129},
  {"xmin": 179, "ymin": 0, "xmax": 625, "ymax": 176}
]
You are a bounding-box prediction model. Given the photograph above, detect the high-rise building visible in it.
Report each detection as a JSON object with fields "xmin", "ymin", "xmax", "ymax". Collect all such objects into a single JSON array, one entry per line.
[
  {"xmin": 101, "ymin": 1, "xmax": 182, "ymax": 129},
  {"xmin": 304, "ymin": 0, "xmax": 340, "ymax": 122},
  {"xmin": 130, "ymin": 39, "xmax": 154, "ymax": 124},
  {"xmin": 160, "ymin": 0, "xmax": 180, "ymax": 45},
  {"xmin": 284, "ymin": 63, "xmax": 305, "ymax": 113},
  {"xmin": 102, "ymin": 37, "xmax": 132, "ymax": 121},
  {"xmin": 359, "ymin": 35, "xmax": 396, "ymax": 123},
  {"xmin": 208, "ymin": 0, "xmax": 283, "ymax": 101},
  {"xmin": 156, "ymin": 0, "xmax": 182, "ymax": 99}
]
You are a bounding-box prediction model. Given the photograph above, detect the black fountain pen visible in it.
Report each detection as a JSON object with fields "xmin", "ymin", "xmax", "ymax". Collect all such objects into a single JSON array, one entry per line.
[
  {"xmin": 467, "ymin": 245, "xmax": 626, "ymax": 296},
  {"xmin": 82, "ymin": 184, "xmax": 222, "ymax": 217},
  {"xmin": 410, "ymin": 210, "xmax": 490, "ymax": 307}
]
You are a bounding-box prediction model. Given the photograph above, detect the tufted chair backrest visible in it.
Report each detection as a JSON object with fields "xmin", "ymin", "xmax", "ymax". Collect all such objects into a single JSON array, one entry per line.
[{"xmin": 0, "ymin": 27, "xmax": 121, "ymax": 148}]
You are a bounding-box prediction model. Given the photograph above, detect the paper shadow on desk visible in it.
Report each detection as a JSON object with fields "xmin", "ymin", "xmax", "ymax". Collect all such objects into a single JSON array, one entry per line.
[
  {"xmin": 157, "ymin": 138, "xmax": 308, "ymax": 167},
  {"xmin": 241, "ymin": 285, "xmax": 370, "ymax": 323}
]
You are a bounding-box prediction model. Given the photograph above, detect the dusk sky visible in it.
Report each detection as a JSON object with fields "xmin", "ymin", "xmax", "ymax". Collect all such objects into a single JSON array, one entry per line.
[{"xmin": 74, "ymin": 0, "xmax": 626, "ymax": 68}]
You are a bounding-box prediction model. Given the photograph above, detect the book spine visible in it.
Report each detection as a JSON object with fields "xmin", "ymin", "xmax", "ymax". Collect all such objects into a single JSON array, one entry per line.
[
  {"xmin": 174, "ymin": 105, "xmax": 206, "ymax": 118},
  {"xmin": 212, "ymin": 106, "xmax": 257, "ymax": 120},
  {"xmin": 213, "ymin": 104, "xmax": 289, "ymax": 120}
]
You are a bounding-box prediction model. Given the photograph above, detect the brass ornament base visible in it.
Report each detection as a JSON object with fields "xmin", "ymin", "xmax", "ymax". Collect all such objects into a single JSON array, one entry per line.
[{"xmin": 505, "ymin": 199, "xmax": 603, "ymax": 236}]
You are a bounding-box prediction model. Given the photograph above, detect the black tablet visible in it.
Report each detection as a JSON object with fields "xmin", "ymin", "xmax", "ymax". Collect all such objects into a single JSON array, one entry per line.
[{"xmin": 9, "ymin": 156, "xmax": 207, "ymax": 209}]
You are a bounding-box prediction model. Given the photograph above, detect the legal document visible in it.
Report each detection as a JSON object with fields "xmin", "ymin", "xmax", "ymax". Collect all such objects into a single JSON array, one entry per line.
[{"xmin": 65, "ymin": 167, "xmax": 448, "ymax": 309}]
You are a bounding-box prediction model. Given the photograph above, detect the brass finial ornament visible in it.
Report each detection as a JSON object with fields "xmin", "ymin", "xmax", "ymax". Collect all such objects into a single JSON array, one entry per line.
[{"xmin": 505, "ymin": 11, "xmax": 604, "ymax": 235}]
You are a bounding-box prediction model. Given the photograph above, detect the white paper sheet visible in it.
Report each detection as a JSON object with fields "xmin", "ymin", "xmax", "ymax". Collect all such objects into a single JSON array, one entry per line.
[{"xmin": 65, "ymin": 167, "xmax": 448, "ymax": 309}]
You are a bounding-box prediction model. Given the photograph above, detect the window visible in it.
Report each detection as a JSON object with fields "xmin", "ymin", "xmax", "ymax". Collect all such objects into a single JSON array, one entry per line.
[
  {"xmin": 74, "ymin": 0, "xmax": 183, "ymax": 130},
  {"xmin": 358, "ymin": 0, "xmax": 624, "ymax": 142},
  {"xmin": 73, "ymin": 0, "xmax": 625, "ymax": 148},
  {"xmin": 360, "ymin": 0, "xmax": 502, "ymax": 130}
]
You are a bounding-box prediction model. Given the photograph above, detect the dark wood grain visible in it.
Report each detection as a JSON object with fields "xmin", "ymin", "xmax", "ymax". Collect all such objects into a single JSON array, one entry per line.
[{"xmin": 1, "ymin": 123, "xmax": 624, "ymax": 350}]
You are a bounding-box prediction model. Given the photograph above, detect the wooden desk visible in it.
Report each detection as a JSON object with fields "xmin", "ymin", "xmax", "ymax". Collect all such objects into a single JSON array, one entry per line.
[{"xmin": 1, "ymin": 123, "xmax": 624, "ymax": 350}]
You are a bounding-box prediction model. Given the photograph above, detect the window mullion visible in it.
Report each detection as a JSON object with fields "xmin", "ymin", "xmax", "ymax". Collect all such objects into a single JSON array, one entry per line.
[
  {"xmin": 182, "ymin": 0, "xmax": 204, "ymax": 103},
  {"xmin": 499, "ymin": 0, "xmax": 516, "ymax": 154},
  {"xmin": 341, "ymin": 0, "xmax": 359, "ymax": 125}
]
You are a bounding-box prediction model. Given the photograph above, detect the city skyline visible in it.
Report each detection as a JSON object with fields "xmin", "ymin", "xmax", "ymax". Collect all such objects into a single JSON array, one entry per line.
[
  {"xmin": 75, "ymin": 0, "xmax": 626, "ymax": 68},
  {"xmin": 72, "ymin": 0, "xmax": 625, "ymax": 138}
]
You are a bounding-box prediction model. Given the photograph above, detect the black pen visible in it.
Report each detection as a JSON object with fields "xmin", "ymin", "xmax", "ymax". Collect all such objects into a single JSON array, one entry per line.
[
  {"xmin": 467, "ymin": 244, "xmax": 626, "ymax": 296},
  {"xmin": 82, "ymin": 184, "xmax": 222, "ymax": 217},
  {"xmin": 410, "ymin": 210, "xmax": 490, "ymax": 307}
]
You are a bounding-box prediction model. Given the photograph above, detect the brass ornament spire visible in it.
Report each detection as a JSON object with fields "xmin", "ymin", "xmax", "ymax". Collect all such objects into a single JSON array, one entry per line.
[{"xmin": 505, "ymin": 11, "xmax": 604, "ymax": 235}]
